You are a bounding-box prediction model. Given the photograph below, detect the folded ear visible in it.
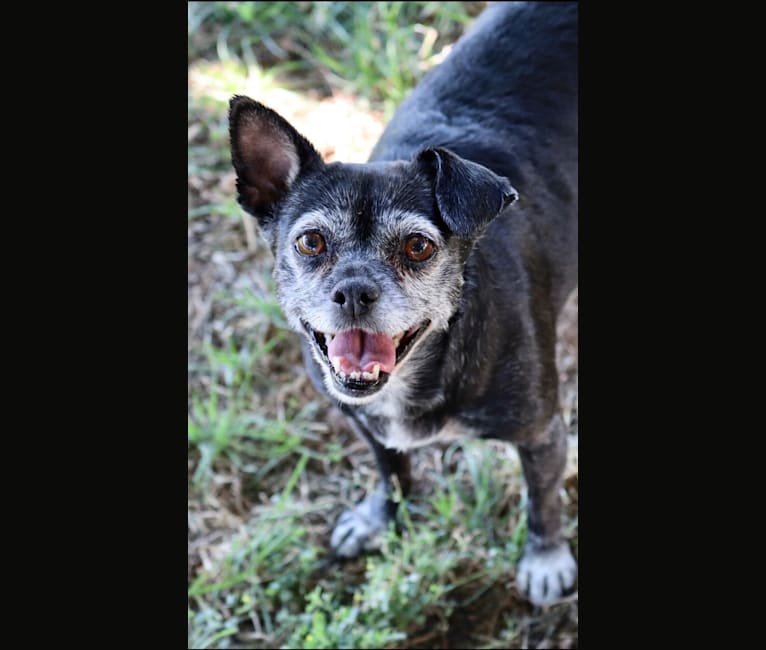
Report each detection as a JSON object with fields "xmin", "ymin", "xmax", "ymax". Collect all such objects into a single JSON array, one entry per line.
[
  {"xmin": 229, "ymin": 96, "xmax": 324, "ymax": 235},
  {"xmin": 416, "ymin": 147, "xmax": 519, "ymax": 239}
]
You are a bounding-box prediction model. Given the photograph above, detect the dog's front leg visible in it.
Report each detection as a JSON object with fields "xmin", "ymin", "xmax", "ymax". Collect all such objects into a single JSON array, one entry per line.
[
  {"xmin": 330, "ymin": 412, "xmax": 411, "ymax": 558},
  {"xmin": 516, "ymin": 414, "xmax": 577, "ymax": 605}
]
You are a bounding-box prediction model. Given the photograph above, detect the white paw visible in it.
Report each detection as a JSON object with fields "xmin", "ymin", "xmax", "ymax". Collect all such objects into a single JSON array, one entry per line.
[
  {"xmin": 330, "ymin": 492, "xmax": 389, "ymax": 558},
  {"xmin": 517, "ymin": 542, "xmax": 577, "ymax": 606}
]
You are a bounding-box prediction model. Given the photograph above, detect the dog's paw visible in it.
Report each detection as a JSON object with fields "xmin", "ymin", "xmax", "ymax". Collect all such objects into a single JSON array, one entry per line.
[
  {"xmin": 517, "ymin": 541, "xmax": 577, "ymax": 606},
  {"xmin": 330, "ymin": 491, "xmax": 389, "ymax": 558}
]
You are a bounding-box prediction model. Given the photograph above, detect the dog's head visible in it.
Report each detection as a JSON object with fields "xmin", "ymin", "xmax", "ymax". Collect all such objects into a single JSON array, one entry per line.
[{"xmin": 229, "ymin": 96, "xmax": 518, "ymax": 404}]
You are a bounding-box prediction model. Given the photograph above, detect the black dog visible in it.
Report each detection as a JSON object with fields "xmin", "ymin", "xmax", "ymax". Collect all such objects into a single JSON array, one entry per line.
[{"xmin": 229, "ymin": 1, "xmax": 577, "ymax": 605}]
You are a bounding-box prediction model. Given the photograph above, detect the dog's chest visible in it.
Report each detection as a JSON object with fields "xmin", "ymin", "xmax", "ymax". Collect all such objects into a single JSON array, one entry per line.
[
  {"xmin": 360, "ymin": 375, "xmax": 467, "ymax": 451},
  {"xmin": 373, "ymin": 416, "xmax": 467, "ymax": 452}
]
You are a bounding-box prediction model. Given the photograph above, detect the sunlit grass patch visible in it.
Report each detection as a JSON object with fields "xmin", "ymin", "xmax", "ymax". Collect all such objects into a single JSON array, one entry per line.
[{"xmin": 189, "ymin": 1, "xmax": 486, "ymax": 119}]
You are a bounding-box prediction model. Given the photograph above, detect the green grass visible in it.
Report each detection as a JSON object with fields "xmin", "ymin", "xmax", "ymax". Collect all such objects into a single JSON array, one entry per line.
[
  {"xmin": 189, "ymin": 436, "xmax": 534, "ymax": 649},
  {"xmin": 189, "ymin": 1, "xmax": 484, "ymax": 119},
  {"xmin": 188, "ymin": 2, "xmax": 578, "ymax": 648}
]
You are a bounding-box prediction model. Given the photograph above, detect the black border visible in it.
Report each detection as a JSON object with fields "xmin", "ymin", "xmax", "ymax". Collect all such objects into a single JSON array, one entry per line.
[{"xmin": 23, "ymin": 4, "xmax": 189, "ymax": 645}]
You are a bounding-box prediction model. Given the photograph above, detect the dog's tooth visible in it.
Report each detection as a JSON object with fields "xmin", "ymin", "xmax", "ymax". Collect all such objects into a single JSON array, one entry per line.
[
  {"xmin": 350, "ymin": 371, "xmax": 361, "ymax": 381},
  {"xmin": 393, "ymin": 334, "xmax": 403, "ymax": 349},
  {"xmin": 331, "ymin": 356, "xmax": 343, "ymax": 373},
  {"xmin": 326, "ymin": 333, "xmax": 334, "ymax": 345},
  {"xmin": 361, "ymin": 364, "xmax": 380, "ymax": 381}
]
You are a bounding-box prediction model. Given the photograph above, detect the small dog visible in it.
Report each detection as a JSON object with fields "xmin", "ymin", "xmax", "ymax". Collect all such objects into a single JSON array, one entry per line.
[{"xmin": 229, "ymin": 2, "xmax": 577, "ymax": 606}]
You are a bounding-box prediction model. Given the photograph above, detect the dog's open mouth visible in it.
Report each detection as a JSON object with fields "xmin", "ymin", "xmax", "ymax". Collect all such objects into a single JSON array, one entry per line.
[{"xmin": 302, "ymin": 321, "xmax": 430, "ymax": 396}]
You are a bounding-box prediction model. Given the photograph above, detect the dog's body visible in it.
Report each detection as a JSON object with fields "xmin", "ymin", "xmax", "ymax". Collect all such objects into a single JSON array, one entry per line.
[{"xmin": 229, "ymin": 2, "xmax": 578, "ymax": 606}]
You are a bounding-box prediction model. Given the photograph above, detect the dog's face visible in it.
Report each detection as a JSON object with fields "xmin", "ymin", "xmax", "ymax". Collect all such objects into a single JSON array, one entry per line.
[
  {"xmin": 271, "ymin": 162, "xmax": 463, "ymax": 405},
  {"xmin": 229, "ymin": 96, "xmax": 517, "ymax": 404}
]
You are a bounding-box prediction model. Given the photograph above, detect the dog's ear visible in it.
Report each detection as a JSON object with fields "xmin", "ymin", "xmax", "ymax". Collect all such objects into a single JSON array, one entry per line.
[
  {"xmin": 416, "ymin": 147, "xmax": 519, "ymax": 239},
  {"xmin": 229, "ymin": 96, "xmax": 324, "ymax": 236}
]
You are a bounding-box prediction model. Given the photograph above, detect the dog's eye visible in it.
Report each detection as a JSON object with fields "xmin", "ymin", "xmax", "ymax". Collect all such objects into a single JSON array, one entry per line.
[
  {"xmin": 296, "ymin": 232, "xmax": 326, "ymax": 256},
  {"xmin": 403, "ymin": 235, "xmax": 435, "ymax": 262}
]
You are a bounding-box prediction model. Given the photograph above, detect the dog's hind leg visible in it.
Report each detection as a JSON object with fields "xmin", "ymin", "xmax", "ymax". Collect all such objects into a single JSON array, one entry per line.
[
  {"xmin": 330, "ymin": 412, "xmax": 411, "ymax": 558},
  {"xmin": 516, "ymin": 414, "xmax": 577, "ymax": 606}
]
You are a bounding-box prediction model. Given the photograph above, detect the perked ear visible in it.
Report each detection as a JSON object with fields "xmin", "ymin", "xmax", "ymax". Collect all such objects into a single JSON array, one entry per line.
[
  {"xmin": 416, "ymin": 147, "xmax": 519, "ymax": 239},
  {"xmin": 229, "ymin": 96, "xmax": 324, "ymax": 231}
]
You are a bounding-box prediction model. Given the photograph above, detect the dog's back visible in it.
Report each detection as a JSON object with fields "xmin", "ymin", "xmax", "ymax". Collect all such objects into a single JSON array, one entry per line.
[{"xmin": 371, "ymin": 1, "xmax": 578, "ymax": 312}]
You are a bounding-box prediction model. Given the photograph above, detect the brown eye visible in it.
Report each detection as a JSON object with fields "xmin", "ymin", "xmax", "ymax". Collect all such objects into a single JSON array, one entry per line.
[
  {"xmin": 403, "ymin": 235, "xmax": 435, "ymax": 262},
  {"xmin": 296, "ymin": 232, "xmax": 326, "ymax": 256}
]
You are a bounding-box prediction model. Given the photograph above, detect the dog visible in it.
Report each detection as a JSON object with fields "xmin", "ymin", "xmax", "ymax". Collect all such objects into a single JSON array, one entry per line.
[{"xmin": 228, "ymin": 1, "xmax": 577, "ymax": 606}]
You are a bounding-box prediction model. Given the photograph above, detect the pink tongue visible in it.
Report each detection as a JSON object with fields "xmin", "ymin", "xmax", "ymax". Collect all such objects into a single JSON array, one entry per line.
[{"xmin": 327, "ymin": 329, "xmax": 396, "ymax": 375}]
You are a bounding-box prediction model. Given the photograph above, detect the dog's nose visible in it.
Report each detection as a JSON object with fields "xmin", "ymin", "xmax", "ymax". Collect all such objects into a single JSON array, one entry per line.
[{"xmin": 331, "ymin": 279, "xmax": 380, "ymax": 319}]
